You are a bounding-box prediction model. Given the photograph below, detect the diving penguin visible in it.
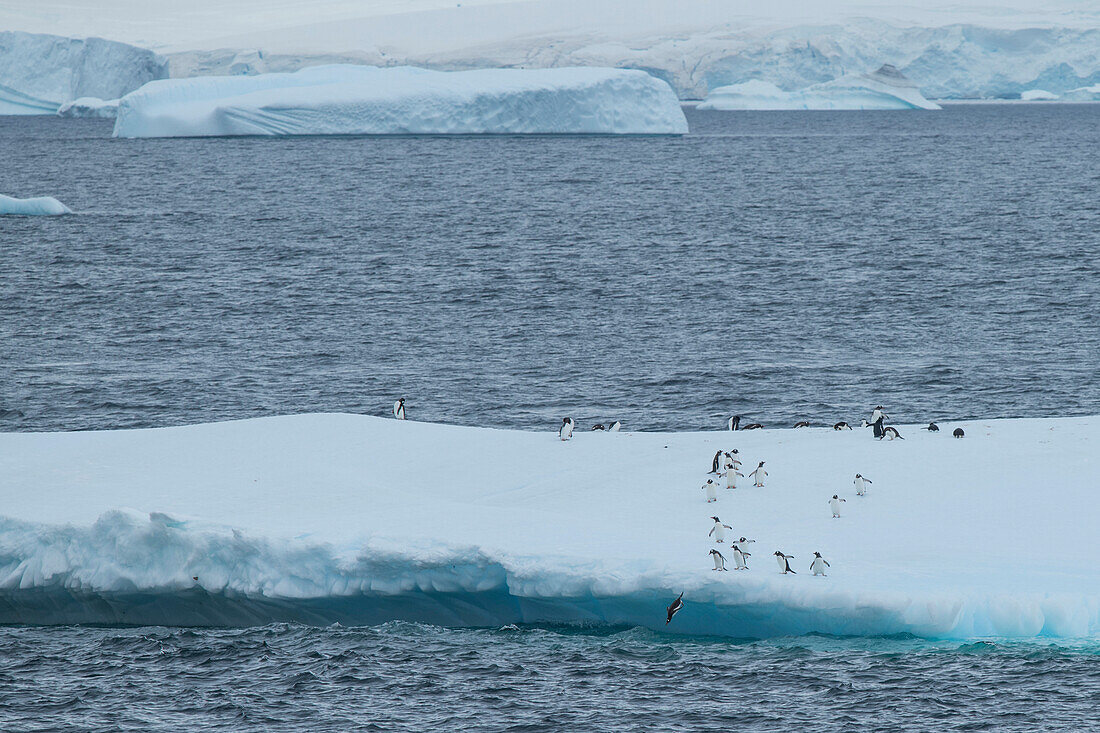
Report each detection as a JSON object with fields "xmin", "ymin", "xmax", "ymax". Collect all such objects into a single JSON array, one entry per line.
[{"xmin": 666, "ymin": 592, "xmax": 684, "ymax": 624}]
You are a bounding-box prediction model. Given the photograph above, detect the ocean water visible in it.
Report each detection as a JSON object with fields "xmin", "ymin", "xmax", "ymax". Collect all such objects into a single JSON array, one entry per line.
[
  {"xmin": 2, "ymin": 106, "xmax": 1099, "ymax": 433},
  {"xmin": 2, "ymin": 106, "xmax": 1099, "ymax": 729}
]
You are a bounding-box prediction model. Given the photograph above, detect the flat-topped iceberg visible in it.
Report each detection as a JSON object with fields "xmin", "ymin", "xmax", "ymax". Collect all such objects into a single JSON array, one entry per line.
[
  {"xmin": 0, "ymin": 31, "xmax": 166, "ymax": 115},
  {"xmin": 699, "ymin": 64, "xmax": 940, "ymax": 111},
  {"xmin": 1, "ymin": 413, "xmax": 1097, "ymax": 635},
  {"xmin": 113, "ymin": 65, "xmax": 688, "ymax": 138},
  {"xmin": 1020, "ymin": 89, "xmax": 1059, "ymax": 101},
  {"xmin": 57, "ymin": 96, "xmax": 119, "ymax": 118},
  {"xmin": 0, "ymin": 194, "xmax": 71, "ymax": 216}
]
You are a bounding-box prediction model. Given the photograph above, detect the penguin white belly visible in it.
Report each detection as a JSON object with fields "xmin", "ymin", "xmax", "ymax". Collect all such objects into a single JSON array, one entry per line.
[
  {"xmin": 705, "ymin": 484, "xmax": 717, "ymax": 502},
  {"xmin": 559, "ymin": 424, "xmax": 573, "ymax": 440},
  {"xmin": 776, "ymin": 555, "xmax": 786, "ymax": 572},
  {"xmin": 712, "ymin": 554, "xmax": 725, "ymax": 570},
  {"xmin": 830, "ymin": 500, "xmax": 841, "ymax": 516},
  {"xmin": 725, "ymin": 472, "xmax": 738, "ymax": 489},
  {"xmin": 812, "ymin": 558, "xmax": 827, "ymax": 576},
  {"xmin": 713, "ymin": 524, "xmax": 726, "ymax": 542}
]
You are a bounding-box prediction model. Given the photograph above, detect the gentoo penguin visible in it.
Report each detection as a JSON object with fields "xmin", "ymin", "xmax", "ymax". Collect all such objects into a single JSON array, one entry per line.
[
  {"xmin": 726, "ymin": 449, "xmax": 742, "ymax": 467},
  {"xmin": 666, "ymin": 592, "xmax": 684, "ymax": 624},
  {"xmin": 393, "ymin": 398, "xmax": 406, "ymax": 420},
  {"xmin": 793, "ymin": 421, "xmax": 811, "ymax": 428},
  {"xmin": 869, "ymin": 406, "xmax": 887, "ymax": 438},
  {"xmin": 742, "ymin": 423, "xmax": 764, "ymax": 430},
  {"xmin": 774, "ymin": 551, "xmax": 796, "ymax": 574},
  {"xmin": 728, "ymin": 415, "xmax": 741, "ymax": 431},
  {"xmin": 829, "ymin": 494, "xmax": 846, "ymax": 518},
  {"xmin": 880, "ymin": 426, "xmax": 903, "ymax": 441},
  {"xmin": 710, "ymin": 450, "xmax": 723, "ymax": 474},
  {"xmin": 591, "ymin": 424, "xmax": 605, "ymax": 431},
  {"xmin": 708, "ymin": 516, "xmax": 732, "ymax": 543},
  {"xmin": 702, "ymin": 479, "xmax": 718, "ymax": 503},
  {"xmin": 953, "ymin": 428, "xmax": 965, "ymax": 438},
  {"xmin": 810, "ymin": 552, "xmax": 831, "ymax": 576},
  {"xmin": 925, "ymin": 422, "xmax": 940, "ymax": 432},
  {"xmin": 748, "ymin": 461, "xmax": 767, "ymax": 487},
  {"xmin": 558, "ymin": 417, "xmax": 574, "ymax": 441},
  {"xmin": 736, "ymin": 536, "xmax": 756, "ymax": 550},
  {"xmin": 609, "ymin": 421, "xmax": 622, "ymax": 432},
  {"xmin": 732, "ymin": 545, "xmax": 750, "ymax": 570},
  {"xmin": 853, "ymin": 473, "xmax": 872, "ymax": 496},
  {"xmin": 724, "ymin": 466, "xmax": 744, "ymax": 490},
  {"xmin": 833, "ymin": 421, "xmax": 852, "ymax": 430},
  {"xmin": 710, "ymin": 549, "xmax": 728, "ymax": 571}
]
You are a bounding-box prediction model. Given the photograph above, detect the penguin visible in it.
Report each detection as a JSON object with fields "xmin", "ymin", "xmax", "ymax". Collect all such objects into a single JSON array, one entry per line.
[
  {"xmin": 702, "ymin": 479, "xmax": 718, "ymax": 503},
  {"xmin": 609, "ymin": 421, "xmax": 622, "ymax": 432},
  {"xmin": 736, "ymin": 536, "xmax": 756, "ymax": 550},
  {"xmin": 724, "ymin": 466, "xmax": 744, "ymax": 490},
  {"xmin": 810, "ymin": 552, "xmax": 831, "ymax": 577},
  {"xmin": 558, "ymin": 417, "xmax": 574, "ymax": 441},
  {"xmin": 728, "ymin": 415, "xmax": 741, "ymax": 431},
  {"xmin": 869, "ymin": 406, "xmax": 887, "ymax": 438},
  {"xmin": 774, "ymin": 551, "xmax": 796, "ymax": 574},
  {"xmin": 832, "ymin": 421, "xmax": 852, "ymax": 430},
  {"xmin": 742, "ymin": 423, "xmax": 764, "ymax": 430},
  {"xmin": 732, "ymin": 544, "xmax": 750, "ymax": 570},
  {"xmin": 829, "ymin": 494, "xmax": 846, "ymax": 518},
  {"xmin": 710, "ymin": 450, "xmax": 723, "ymax": 474},
  {"xmin": 853, "ymin": 473, "xmax": 872, "ymax": 496},
  {"xmin": 793, "ymin": 421, "xmax": 811, "ymax": 428},
  {"xmin": 591, "ymin": 424, "xmax": 605, "ymax": 431},
  {"xmin": 880, "ymin": 426, "xmax": 904, "ymax": 441},
  {"xmin": 393, "ymin": 398, "xmax": 406, "ymax": 420},
  {"xmin": 666, "ymin": 592, "xmax": 684, "ymax": 624},
  {"xmin": 953, "ymin": 428, "xmax": 965, "ymax": 438},
  {"xmin": 748, "ymin": 461, "xmax": 767, "ymax": 487},
  {"xmin": 926, "ymin": 422, "xmax": 940, "ymax": 432},
  {"xmin": 710, "ymin": 549, "xmax": 728, "ymax": 571},
  {"xmin": 708, "ymin": 516, "xmax": 732, "ymax": 543},
  {"xmin": 726, "ymin": 449, "xmax": 742, "ymax": 468}
]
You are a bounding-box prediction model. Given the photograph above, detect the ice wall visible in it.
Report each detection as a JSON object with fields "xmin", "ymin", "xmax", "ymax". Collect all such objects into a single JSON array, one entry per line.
[{"xmin": 698, "ymin": 65, "xmax": 940, "ymax": 110}]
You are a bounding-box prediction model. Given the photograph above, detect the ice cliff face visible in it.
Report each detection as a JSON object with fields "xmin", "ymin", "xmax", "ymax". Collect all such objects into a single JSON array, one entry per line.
[
  {"xmin": 113, "ymin": 65, "xmax": 688, "ymax": 137},
  {"xmin": 0, "ymin": 31, "xmax": 167, "ymax": 115}
]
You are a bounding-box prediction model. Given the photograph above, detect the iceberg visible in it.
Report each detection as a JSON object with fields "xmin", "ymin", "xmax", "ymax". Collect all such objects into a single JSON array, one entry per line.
[
  {"xmin": 1062, "ymin": 84, "xmax": 1100, "ymax": 101},
  {"xmin": 698, "ymin": 65, "xmax": 940, "ymax": 110},
  {"xmin": 113, "ymin": 65, "xmax": 688, "ymax": 138},
  {"xmin": 0, "ymin": 31, "xmax": 167, "ymax": 115},
  {"xmin": 57, "ymin": 96, "xmax": 119, "ymax": 118},
  {"xmin": 0, "ymin": 194, "xmax": 72, "ymax": 216},
  {"xmin": 1, "ymin": 413, "xmax": 1097, "ymax": 636},
  {"xmin": 1020, "ymin": 89, "xmax": 1058, "ymax": 101}
]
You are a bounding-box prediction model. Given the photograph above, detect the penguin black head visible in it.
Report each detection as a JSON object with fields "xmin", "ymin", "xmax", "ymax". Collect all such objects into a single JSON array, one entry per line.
[
  {"xmin": 832, "ymin": 494, "xmax": 838, "ymax": 499},
  {"xmin": 774, "ymin": 551, "xmax": 784, "ymax": 556},
  {"xmin": 758, "ymin": 461, "xmax": 765, "ymax": 466},
  {"xmin": 855, "ymin": 473, "xmax": 862, "ymax": 478},
  {"xmin": 813, "ymin": 552, "xmax": 822, "ymax": 557}
]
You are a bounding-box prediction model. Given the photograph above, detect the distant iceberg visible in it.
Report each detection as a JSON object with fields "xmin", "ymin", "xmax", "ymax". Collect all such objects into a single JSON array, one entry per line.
[
  {"xmin": 113, "ymin": 65, "xmax": 688, "ymax": 138},
  {"xmin": 0, "ymin": 31, "xmax": 166, "ymax": 115},
  {"xmin": 0, "ymin": 194, "xmax": 71, "ymax": 216},
  {"xmin": 699, "ymin": 65, "xmax": 940, "ymax": 111},
  {"xmin": 1021, "ymin": 89, "xmax": 1059, "ymax": 101},
  {"xmin": 1062, "ymin": 84, "xmax": 1100, "ymax": 102},
  {"xmin": 57, "ymin": 96, "xmax": 119, "ymax": 118}
]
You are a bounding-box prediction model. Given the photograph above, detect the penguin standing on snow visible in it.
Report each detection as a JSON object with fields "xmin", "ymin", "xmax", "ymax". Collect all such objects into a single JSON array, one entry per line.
[
  {"xmin": 724, "ymin": 465, "xmax": 744, "ymax": 490},
  {"xmin": 708, "ymin": 516, "xmax": 732, "ymax": 543},
  {"xmin": 854, "ymin": 473, "xmax": 872, "ymax": 496},
  {"xmin": 748, "ymin": 461, "xmax": 768, "ymax": 487},
  {"xmin": 702, "ymin": 479, "xmax": 718, "ymax": 503},
  {"xmin": 954, "ymin": 428, "xmax": 965, "ymax": 438},
  {"xmin": 774, "ymin": 551, "xmax": 796, "ymax": 574},
  {"xmin": 393, "ymin": 398, "xmax": 406, "ymax": 420},
  {"xmin": 732, "ymin": 544, "xmax": 750, "ymax": 570},
  {"xmin": 810, "ymin": 552, "xmax": 831, "ymax": 576},
  {"xmin": 710, "ymin": 450, "xmax": 724, "ymax": 474},
  {"xmin": 926, "ymin": 422, "xmax": 940, "ymax": 432},
  {"xmin": 869, "ymin": 406, "xmax": 887, "ymax": 438},
  {"xmin": 710, "ymin": 549, "xmax": 728, "ymax": 571},
  {"xmin": 559, "ymin": 417, "xmax": 574, "ymax": 441},
  {"xmin": 666, "ymin": 592, "xmax": 684, "ymax": 624},
  {"xmin": 728, "ymin": 416, "xmax": 741, "ymax": 431},
  {"xmin": 829, "ymin": 495, "xmax": 846, "ymax": 518},
  {"xmin": 609, "ymin": 421, "xmax": 621, "ymax": 432}
]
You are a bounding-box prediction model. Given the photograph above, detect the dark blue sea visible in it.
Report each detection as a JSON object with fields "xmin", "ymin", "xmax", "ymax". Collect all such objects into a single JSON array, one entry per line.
[{"xmin": 2, "ymin": 106, "xmax": 1099, "ymax": 730}]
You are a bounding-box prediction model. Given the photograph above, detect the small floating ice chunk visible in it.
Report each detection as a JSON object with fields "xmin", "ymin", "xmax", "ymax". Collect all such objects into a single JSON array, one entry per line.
[{"xmin": 0, "ymin": 194, "xmax": 72, "ymax": 216}]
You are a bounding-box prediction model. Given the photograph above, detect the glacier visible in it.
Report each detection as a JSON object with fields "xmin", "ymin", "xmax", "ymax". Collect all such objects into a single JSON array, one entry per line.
[
  {"xmin": 57, "ymin": 96, "xmax": 119, "ymax": 118},
  {"xmin": 0, "ymin": 194, "xmax": 71, "ymax": 216},
  {"xmin": 0, "ymin": 31, "xmax": 166, "ymax": 115},
  {"xmin": 1, "ymin": 413, "xmax": 1097, "ymax": 637},
  {"xmin": 698, "ymin": 64, "xmax": 940, "ymax": 111},
  {"xmin": 112, "ymin": 65, "xmax": 687, "ymax": 138}
]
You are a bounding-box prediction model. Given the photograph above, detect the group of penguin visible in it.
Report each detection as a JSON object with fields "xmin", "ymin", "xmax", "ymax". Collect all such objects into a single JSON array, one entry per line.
[
  {"xmin": 730, "ymin": 408, "xmax": 966, "ymax": 440},
  {"xmin": 698, "ymin": 448, "xmax": 833, "ymax": 580},
  {"xmin": 557, "ymin": 416, "xmax": 621, "ymax": 439}
]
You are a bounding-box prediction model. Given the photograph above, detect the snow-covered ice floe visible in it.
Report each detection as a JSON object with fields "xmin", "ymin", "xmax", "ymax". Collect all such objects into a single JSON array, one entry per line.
[
  {"xmin": 698, "ymin": 65, "xmax": 940, "ymax": 111},
  {"xmin": 113, "ymin": 65, "xmax": 688, "ymax": 138},
  {"xmin": 0, "ymin": 194, "xmax": 72, "ymax": 216},
  {"xmin": 2, "ymin": 413, "xmax": 1097, "ymax": 636},
  {"xmin": 57, "ymin": 96, "xmax": 119, "ymax": 118},
  {"xmin": 0, "ymin": 31, "xmax": 166, "ymax": 115}
]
